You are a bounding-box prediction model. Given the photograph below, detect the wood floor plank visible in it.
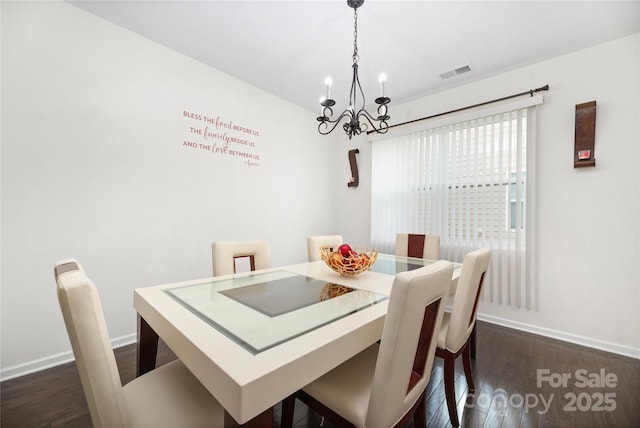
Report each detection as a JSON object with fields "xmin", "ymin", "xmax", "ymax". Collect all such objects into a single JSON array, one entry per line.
[{"xmin": 2, "ymin": 322, "xmax": 638, "ymax": 428}]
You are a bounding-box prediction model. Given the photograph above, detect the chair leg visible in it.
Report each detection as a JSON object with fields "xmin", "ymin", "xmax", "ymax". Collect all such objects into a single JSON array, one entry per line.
[
  {"xmin": 462, "ymin": 342, "xmax": 475, "ymax": 393},
  {"xmin": 412, "ymin": 394, "xmax": 427, "ymax": 428},
  {"xmin": 443, "ymin": 353, "xmax": 460, "ymax": 427},
  {"xmin": 281, "ymin": 395, "xmax": 296, "ymax": 428},
  {"xmin": 470, "ymin": 324, "xmax": 477, "ymax": 358}
]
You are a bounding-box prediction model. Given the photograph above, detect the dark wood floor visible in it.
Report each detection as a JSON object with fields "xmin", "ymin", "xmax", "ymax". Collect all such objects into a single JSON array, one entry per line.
[{"xmin": 2, "ymin": 321, "xmax": 639, "ymax": 427}]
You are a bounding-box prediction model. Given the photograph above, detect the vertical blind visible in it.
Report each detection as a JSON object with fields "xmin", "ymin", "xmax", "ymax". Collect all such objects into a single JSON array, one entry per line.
[{"xmin": 371, "ymin": 107, "xmax": 536, "ymax": 309}]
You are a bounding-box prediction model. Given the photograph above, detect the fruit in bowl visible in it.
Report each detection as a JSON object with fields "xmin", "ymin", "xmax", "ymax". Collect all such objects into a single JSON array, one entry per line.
[
  {"xmin": 319, "ymin": 244, "xmax": 378, "ymax": 277},
  {"xmin": 338, "ymin": 243, "xmax": 356, "ymax": 258}
]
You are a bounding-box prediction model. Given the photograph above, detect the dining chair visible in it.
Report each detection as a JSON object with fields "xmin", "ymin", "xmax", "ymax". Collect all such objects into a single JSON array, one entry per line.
[
  {"xmin": 395, "ymin": 233, "xmax": 440, "ymax": 260},
  {"xmin": 306, "ymin": 235, "xmax": 343, "ymax": 261},
  {"xmin": 211, "ymin": 240, "xmax": 271, "ymax": 276},
  {"xmin": 54, "ymin": 259, "xmax": 224, "ymax": 428},
  {"xmin": 436, "ymin": 247, "xmax": 491, "ymax": 427},
  {"xmin": 281, "ymin": 260, "xmax": 454, "ymax": 428}
]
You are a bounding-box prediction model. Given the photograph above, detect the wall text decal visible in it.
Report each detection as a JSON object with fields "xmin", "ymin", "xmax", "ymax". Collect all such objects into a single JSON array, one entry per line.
[{"xmin": 181, "ymin": 110, "xmax": 261, "ymax": 167}]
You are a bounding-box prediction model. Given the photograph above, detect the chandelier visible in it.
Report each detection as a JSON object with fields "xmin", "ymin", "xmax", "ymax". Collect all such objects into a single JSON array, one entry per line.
[{"xmin": 317, "ymin": 0, "xmax": 390, "ymax": 139}]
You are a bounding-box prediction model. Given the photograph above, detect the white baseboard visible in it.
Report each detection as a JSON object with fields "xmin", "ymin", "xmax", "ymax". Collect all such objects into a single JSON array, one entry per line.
[
  {"xmin": 0, "ymin": 333, "xmax": 136, "ymax": 382},
  {"xmin": 3, "ymin": 317, "xmax": 639, "ymax": 382},
  {"xmin": 477, "ymin": 314, "xmax": 640, "ymax": 360}
]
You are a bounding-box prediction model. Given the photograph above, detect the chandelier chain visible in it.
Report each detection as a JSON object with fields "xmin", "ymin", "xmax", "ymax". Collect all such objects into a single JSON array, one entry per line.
[{"xmin": 352, "ymin": 8, "xmax": 359, "ymax": 64}]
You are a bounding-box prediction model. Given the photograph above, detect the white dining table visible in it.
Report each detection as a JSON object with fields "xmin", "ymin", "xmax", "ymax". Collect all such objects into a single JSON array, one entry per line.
[{"xmin": 134, "ymin": 254, "xmax": 460, "ymax": 427}]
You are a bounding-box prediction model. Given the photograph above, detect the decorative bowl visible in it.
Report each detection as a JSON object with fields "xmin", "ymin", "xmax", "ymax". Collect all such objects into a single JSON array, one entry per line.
[{"xmin": 319, "ymin": 246, "xmax": 378, "ymax": 277}]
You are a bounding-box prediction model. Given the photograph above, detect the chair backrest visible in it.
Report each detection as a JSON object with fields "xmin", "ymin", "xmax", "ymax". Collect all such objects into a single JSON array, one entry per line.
[
  {"xmin": 54, "ymin": 259, "xmax": 130, "ymax": 428},
  {"xmin": 211, "ymin": 240, "xmax": 271, "ymax": 276},
  {"xmin": 306, "ymin": 235, "xmax": 343, "ymax": 262},
  {"xmin": 366, "ymin": 260, "xmax": 453, "ymax": 428},
  {"xmin": 395, "ymin": 233, "xmax": 440, "ymax": 260},
  {"xmin": 443, "ymin": 248, "xmax": 491, "ymax": 353}
]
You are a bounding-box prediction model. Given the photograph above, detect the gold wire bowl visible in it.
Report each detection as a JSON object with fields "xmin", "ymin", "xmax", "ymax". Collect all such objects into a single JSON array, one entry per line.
[{"xmin": 319, "ymin": 246, "xmax": 378, "ymax": 277}]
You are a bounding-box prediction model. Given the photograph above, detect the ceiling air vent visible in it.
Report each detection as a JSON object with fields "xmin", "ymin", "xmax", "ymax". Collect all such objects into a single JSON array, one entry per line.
[
  {"xmin": 454, "ymin": 65, "xmax": 471, "ymax": 75},
  {"xmin": 439, "ymin": 64, "xmax": 473, "ymax": 80},
  {"xmin": 439, "ymin": 70, "xmax": 456, "ymax": 80}
]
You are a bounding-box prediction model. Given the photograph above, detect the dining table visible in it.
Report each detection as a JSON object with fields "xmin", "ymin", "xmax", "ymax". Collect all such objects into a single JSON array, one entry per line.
[{"xmin": 134, "ymin": 253, "xmax": 461, "ymax": 427}]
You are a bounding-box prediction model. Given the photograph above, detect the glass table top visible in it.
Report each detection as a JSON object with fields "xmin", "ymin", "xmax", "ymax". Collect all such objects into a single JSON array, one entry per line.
[
  {"xmin": 369, "ymin": 253, "xmax": 440, "ymax": 275},
  {"xmin": 165, "ymin": 270, "xmax": 387, "ymax": 354}
]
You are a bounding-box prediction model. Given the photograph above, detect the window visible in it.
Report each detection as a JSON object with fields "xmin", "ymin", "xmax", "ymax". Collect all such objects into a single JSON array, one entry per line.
[{"xmin": 371, "ymin": 106, "xmax": 536, "ymax": 309}]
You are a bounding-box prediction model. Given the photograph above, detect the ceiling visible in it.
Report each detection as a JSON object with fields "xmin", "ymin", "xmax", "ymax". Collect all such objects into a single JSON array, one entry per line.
[{"xmin": 69, "ymin": 1, "xmax": 639, "ymax": 114}]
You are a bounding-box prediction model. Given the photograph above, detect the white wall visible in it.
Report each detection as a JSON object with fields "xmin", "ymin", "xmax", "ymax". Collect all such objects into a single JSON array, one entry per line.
[
  {"xmin": 0, "ymin": 1, "xmax": 348, "ymax": 378},
  {"xmin": 364, "ymin": 34, "xmax": 640, "ymax": 357}
]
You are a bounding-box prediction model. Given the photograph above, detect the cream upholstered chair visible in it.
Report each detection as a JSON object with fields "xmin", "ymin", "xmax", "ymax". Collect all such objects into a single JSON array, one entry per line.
[
  {"xmin": 395, "ymin": 233, "xmax": 440, "ymax": 260},
  {"xmin": 211, "ymin": 240, "xmax": 270, "ymax": 276},
  {"xmin": 306, "ymin": 235, "xmax": 343, "ymax": 262},
  {"xmin": 282, "ymin": 260, "xmax": 454, "ymax": 428},
  {"xmin": 436, "ymin": 248, "xmax": 491, "ymax": 427},
  {"xmin": 54, "ymin": 259, "xmax": 224, "ymax": 428}
]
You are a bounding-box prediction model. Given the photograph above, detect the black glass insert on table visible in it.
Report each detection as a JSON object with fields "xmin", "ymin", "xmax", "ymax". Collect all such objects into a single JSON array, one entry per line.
[{"xmin": 220, "ymin": 276, "xmax": 354, "ymax": 317}]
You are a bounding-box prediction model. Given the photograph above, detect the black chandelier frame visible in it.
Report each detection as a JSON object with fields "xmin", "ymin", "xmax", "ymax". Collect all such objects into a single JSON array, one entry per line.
[{"xmin": 317, "ymin": 0, "xmax": 390, "ymax": 139}]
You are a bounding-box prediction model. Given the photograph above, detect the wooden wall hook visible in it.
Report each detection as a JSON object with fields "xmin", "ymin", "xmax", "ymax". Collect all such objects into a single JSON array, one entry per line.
[{"xmin": 348, "ymin": 149, "xmax": 359, "ymax": 187}]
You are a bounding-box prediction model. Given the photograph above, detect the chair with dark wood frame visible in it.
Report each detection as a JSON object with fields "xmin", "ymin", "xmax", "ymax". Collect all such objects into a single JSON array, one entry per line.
[
  {"xmin": 395, "ymin": 233, "xmax": 440, "ymax": 260},
  {"xmin": 281, "ymin": 260, "xmax": 454, "ymax": 428},
  {"xmin": 436, "ymin": 247, "xmax": 491, "ymax": 427},
  {"xmin": 211, "ymin": 239, "xmax": 271, "ymax": 276}
]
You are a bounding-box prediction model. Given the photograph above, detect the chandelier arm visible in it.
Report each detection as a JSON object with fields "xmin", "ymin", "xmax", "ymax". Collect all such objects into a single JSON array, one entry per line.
[
  {"xmin": 349, "ymin": 64, "xmax": 359, "ymax": 111},
  {"xmin": 318, "ymin": 120, "xmax": 343, "ymax": 136},
  {"xmin": 321, "ymin": 105, "xmax": 334, "ymax": 118},
  {"xmin": 354, "ymin": 64, "xmax": 367, "ymax": 112},
  {"xmin": 377, "ymin": 102, "xmax": 389, "ymax": 118},
  {"xmin": 318, "ymin": 109, "xmax": 355, "ymax": 135},
  {"xmin": 357, "ymin": 109, "xmax": 390, "ymax": 134}
]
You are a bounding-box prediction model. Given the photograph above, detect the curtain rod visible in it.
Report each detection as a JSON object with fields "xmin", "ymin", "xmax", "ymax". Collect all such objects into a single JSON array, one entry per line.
[{"xmin": 368, "ymin": 84, "xmax": 549, "ymax": 134}]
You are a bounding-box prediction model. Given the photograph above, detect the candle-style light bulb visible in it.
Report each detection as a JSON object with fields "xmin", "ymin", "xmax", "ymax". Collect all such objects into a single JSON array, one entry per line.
[
  {"xmin": 378, "ymin": 73, "xmax": 387, "ymax": 98},
  {"xmin": 324, "ymin": 76, "xmax": 333, "ymax": 99}
]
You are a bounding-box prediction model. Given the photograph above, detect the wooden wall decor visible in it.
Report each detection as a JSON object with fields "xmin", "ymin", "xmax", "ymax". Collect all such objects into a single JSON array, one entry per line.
[
  {"xmin": 347, "ymin": 149, "xmax": 360, "ymax": 187},
  {"xmin": 574, "ymin": 101, "xmax": 597, "ymax": 168}
]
